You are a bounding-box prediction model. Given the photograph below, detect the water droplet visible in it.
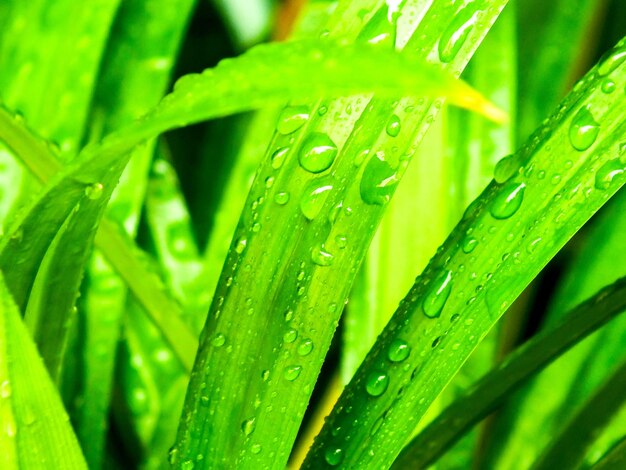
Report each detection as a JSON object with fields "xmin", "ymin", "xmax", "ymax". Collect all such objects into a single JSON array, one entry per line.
[
  {"xmin": 251, "ymin": 444, "xmax": 262, "ymax": 454},
  {"xmin": 597, "ymin": 46, "xmax": 626, "ymax": 76},
  {"xmin": 271, "ymin": 147, "xmax": 290, "ymax": 169},
  {"xmin": 386, "ymin": 114, "xmax": 401, "ymax": 137},
  {"xmin": 284, "ymin": 309, "xmax": 294, "ymax": 322},
  {"xmin": 365, "ymin": 371, "xmax": 390, "ymax": 396},
  {"xmin": 595, "ymin": 159, "xmax": 625, "ymax": 190},
  {"xmin": 569, "ymin": 105, "xmax": 600, "ymax": 151},
  {"xmin": 235, "ymin": 237, "xmax": 247, "ymax": 254},
  {"xmin": 360, "ymin": 153, "xmax": 398, "ymax": 205},
  {"xmin": 85, "ymin": 182, "xmax": 104, "ymax": 200},
  {"xmin": 462, "ymin": 236, "xmax": 477, "ymax": 253},
  {"xmin": 242, "ymin": 418, "xmax": 256, "ymax": 436},
  {"xmin": 601, "ymin": 79, "xmax": 616, "ymax": 94},
  {"xmin": 181, "ymin": 459, "xmax": 195, "ymax": 470},
  {"xmin": 261, "ymin": 370, "xmax": 270, "ymax": 381},
  {"xmin": 297, "ymin": 339, "xmax": 314, "ymax": 356},
  {"xmin": 423, "ymin": 270, "xmax": 452, "ymax": 318},
  {"xmin": 283, "ymin": 328, "xmax": 298, "ymax": 343},
  {"xmin": 284, "ymin": 365, "xmax": 302, "ymax": 381},
  {"xmin": 357, "ymin": 5, "xmax": 397, "ymax": 48},
  {"xmin": 387, "ymin": 339, "xmax": 410, "ymax": 362},
  {"xmin": 212, "ymin": 333, "xmax": 226, "ymax": 347},
  {"xmin": 312, "ymin": 244, "xmax": 334, "ymax": 266},
  {"xmin": 265, "ymin": 176, "xmax": 275, "ymax": 188},
  {"xmin": 324, "ymin": 447, "xmax": 344, "ymax": 466},
  {"xmin": 168, "ymin": 448, "xmax": 180, "ymax": 466},
  {"xmin": 300, "ymin": 184, "xmax": 333, "ymax": 220},
  {"xmin": 276, "ymin": 106, "xmax": 310, "ymax": 134},
  {"xmin": 274, "ymin": 192, "xmax": 290, "ymax": 205},
  {"xmin": 493, "ymin": 154, "xmax": 518, "ymax": 183},
  {"xmin": 335, "ymin": 234, "xmax": 348, "ymax": 248},
  {"xmin": 527, "ymin": 237, "xmax": 542, "ymax": 254},
  {"xmin": 490, "ymin": 182, "xmax": 525, "ymax": 219},
  {"xmin": 438, "ymin": 4, "xmax": 478, "ymax": 63},
  {"xmin": 298, "ymin": 133, "xmax": 337, "ymax": 173}
]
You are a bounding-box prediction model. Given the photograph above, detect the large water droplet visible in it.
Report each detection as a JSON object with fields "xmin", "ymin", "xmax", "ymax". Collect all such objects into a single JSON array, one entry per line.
[
  {"xmin": 597, "ymin": 46, "xmax": 626, "ymax": 76},
  {"xmin": 276, "ymin": 106, "xmax": 310, "ymax": 134},
  {"xmin": 360, "ymin": 153, "xmax": 398, "ymax": 205},
  {"xmin": 324, "ymin": 447, "xmax": 344, "ymax": 466},
  {"xmin": 297, "ymin": 339, "xmax": 314, "ymax": 356},
  {"xmin": 423, "ymin": 270, "xmax": 452, "ymax": 318},
  {"xmin": 242, "ymin": 418, "xmax": 256, "ymax": 436},
  {"xmin": 311, "ymin": 244, "xmax": 334, "ymax": 266},
  {"xmin": 386, "ymin": 114, "xmax": 401, "ymax": 137},
  {"xmin": 493, "ymin": 154, "xmax": 518, "ymax": 184},
  {"xmin": 595, "ymin": 159, "xmax": 625, "ymax": 190},
  {"xmin": 365, "ymin": 371, "xmax": 390, "ymax": 396},
  {"xmin": 357, "ymin": 5, "xmax": 397, "ymax": 48},
  {"xmin": 284, "ymin": 365, "xmax": 302, "ymax": 381},
  {"xmin": 298, "ymin": 133, "xmax": 337, "ymax": 173},
  {"xmin": 569, "ymin": 106, "xmax": 600, "ymax": 151},
  {"xmin": 438, "ymin": 4, "xmax": 478, "ymax": 63},
  {"xmin": 490, "ymin": 182, "xmax": 525, "ymax": 219},
  {"xmin": 283, "ymin": 328, "xmax": 298, "ymax": 343},
  {"xmin": 387, "ymin": 339, "xmax": 410, "ymax": 362},
  {"xmin": 300, "ymin": 183, "xmax": 333, "ymax": 220}
]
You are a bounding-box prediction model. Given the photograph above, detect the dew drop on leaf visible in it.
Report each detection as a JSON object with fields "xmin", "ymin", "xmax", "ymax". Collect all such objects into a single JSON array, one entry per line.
[
  {"xmin": 601, "ymin": 79, "xmax": 616, "ymax": 94},
  {"xmin": 597, "ymin": 46, "xmax": 626, "ymax": 76},
  {"xmin": 276, "ymin": 105, "xmax": 310, "ymax": 134},
  {"xmin": 385, "ymin": 114, "xmax": 401, "ymax": 137},
  {"xmin": 357, "ymin": 5, "xmax": 397, "ymax": 48},
  {"xmin": 85, "ymin": 182, "xmax": 104, "ymax": 200},
  {"xmin": 284, "ymin": 365, "xmax": 302, "ymax": 381},
  {"xmin": 569, "ymin": 105, "xmax": 600, "ymax": 151},
  {"xmin": 242, "ymin": 417, "xmax": 256, "ymax": 436},
  {"xmin": 274, "ymin": 191, "xmax": 290, "ymax": 205},
  {"xmin": 251, "ymin": 444, "xmax": 262, "ymax": 454},
  {"xmin": 297, "ymin": 338, "xmax": 314, "ymax": 356},
  {"xmin": 438, "ymin": 3, "xmax": 478, "ymax": 63},
  {"xmin": 387, "ymin": 338, "xmax": 410, "ymax": 362},
  {"xmin": 335, "ymin": 234, "xmax": 348, "ymax": 248},
  {"xmin": 462, "ymin": 236, "xmax": 478, "ymax": 253},
  {"xmin": 298, "ymin": 133, "xmax": 338, "ymax": 173},
  {"xmin": 365, "ymin": 371, "xmax": 390, "ymax": 396},
  {"xmin": 300, "ymin": 184, "xmax": 333, "ymax": 220},
  {"xmin": 490, "ymin": 182, "xmax": 525, "ymax": 219},
  {"xmin": 311, "ymin": 244, "xmax": 334, "ymax": 266},
  {"xmin": 493, "ymin": 154, "xmax": 518, "ymax": 183},
  {"xmin": 595, "ymin": 159, "xmax": 625, "ymax": 190},
  {"xmin": 423, "ymin": 270, "xmax": 452, "ymax": 318},
  {"xmin": 324, "ymin": 447, "xmax": 344, "ymax": 466},
  {"xmin": 360, "ymin": 153, "xmax": 398, "ymax": 205},
  {"xmin": 212, "ymin": 333, "xmax": 226, "ymax": 347},
  {"xmin": 234, "ymin": 236, "xmax": 247, "ymax": 254},
  {"xmin": 271, "ymin": 147, "xmax": 290, "ymax": 169},
  {"xmin": 283, "ymin": 328, "xmax": 298, "ymax": 343}
]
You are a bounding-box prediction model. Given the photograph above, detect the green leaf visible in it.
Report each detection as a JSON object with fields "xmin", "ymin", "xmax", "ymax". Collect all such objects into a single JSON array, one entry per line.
[
  {"xmin": 0, "ymin": 272, "xmax": 87, "ymax": 469},
  {"xmin": 591, "ymin": 435, "xmax": 626, "ymax": 470},
  {"xmin": 393, "ymin": 275, "xmax": 626, "ymax": 468},
  {"xmin": 304, "ymin": 35, "xmax": 626, "ymax": 468}
]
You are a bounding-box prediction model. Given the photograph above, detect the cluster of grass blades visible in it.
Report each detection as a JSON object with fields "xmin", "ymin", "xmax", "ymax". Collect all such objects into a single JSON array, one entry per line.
[{"xmin": 1, "ymin": 0, "xmax": 626, "ymax": 469}]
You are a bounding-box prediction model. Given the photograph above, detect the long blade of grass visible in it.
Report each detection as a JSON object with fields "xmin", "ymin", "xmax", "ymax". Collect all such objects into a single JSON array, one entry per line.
[
  {"xmin": 531, "ymin": 355, "xmax": 626, "ymax": 470},
  {"xmin": 0, "ymin": 272, "xmax": 87, "ymax": 469},
  {"xmin": 392, "ymin": 275, "xmax": 626, "ymax": 468},
  {"xmin": 172, "ymin": 1, "xmax": 509, "ymax": 467},
  {"xmin": 304, "ymin": 36, "xmax": 626, "ymax": 468},
  {"xmin": 74, "ymin": 1, "xmax": 196, "ymax": 465}
]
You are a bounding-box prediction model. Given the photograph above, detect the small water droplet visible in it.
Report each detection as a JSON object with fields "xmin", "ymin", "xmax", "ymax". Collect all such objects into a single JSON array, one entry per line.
[
  {"xmin": 283, "ymin": 328, "xmax": 298, "ymax": 343},
  {"xmin": 423, "ymin": 270, "xmax": 452, "ymax": 318},
  {"xmin": 298, "ymin": 133, "xmax": 338, "ymax": 173},
  {"xmin": 276, "ymin": 106, "xmax": 310, "ymax": 134},
  {"xmin": 462, "ymin": 236, "xmax": 477, "ymax": 253},
  {"xmin": 168, "ymin": 448, "xmax": 180, "ymax": 466},
  {"xmin": 312, "ymin": 244, "xmax": 334, "ymax": 266},
  {"xmin": 85, "ymin": 182, "xmax": 104, "ymax": 200},
  {"xmin": 493, "ymin": 154, "xmax": 518, "ymax": 184},
  {"xmin": 365, "ymin": 371, "xmax": 390, "ymax": 396},
  {"xmin": 284, "ymin": 309, "xmax": 294, "ymax": 321},
  {"xmin": 569, "ymin": 105, "xmax": 600, "ymax": 151},
  {"xmin": 527, "ymin": 237, "xmax": 542, "ymax": 254},
  {"xmin": 271, "ymin": 147, "xmax": 290, "ymax": 169},
  {"xmin": 242, "ymin": 418, "xmax": 256, "ymax": 436},
  {"xmin": 284, "ymin": 365, "xmax": 302, "ymax": 381},
  {"xmin": 490, "ymin": 182, "xmax": 525, "ymax": 219},
  {"xmin": 386, "ymin": 114, "xmax": 401, "ymax": 137},
  {"xmin": 324, "ymin": 447, "xmax": 344, "ymax": 466},
  {"xmin": 595, "ymin": 159, "xmax": 625, "ymax": 190},
  {"xmin": 360, "ymin": 153, "xmax": 398, "ymax": 205},
  {"xmin": 601, "ymin": 79, "xmax": 616, "ymax": 94},
  {"xmin": 251, "ymin": 444, "xmax": 262, "ymax": 454},
  {"xmin": 297, "ymin": 339, "xmax": 314, "ymax": 356},
  {"xmin": 438, "ymin": 4, "xmax": 478, "ymax": 63},
  {"xmin": 300, "ymin": 184, "xmax": 333, "ymax": 220},
  {"xmin": 261, "ymin": 370, "xmax": 270, "ymax": 381},
  {"xmin": 212, "ymin": 333, "xmax": 226, "ymax": 347},
  {"xmin": 335, "ymin": 234, "xmax": 348, "ymax": 248},
  {"xmin": 181, "ymin": 459, "xmax": 195, "ymax": 470},
  {"xmin": 274, "ymin": 192, "xmax": 290, "ymax": 205},
  {"xmin": 387, "ymin": 339, "xmax": 410, "ymax": 362},
  {"xmin": 235, "ymin": 237, "xmax": 247, "ymax": 254}
]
